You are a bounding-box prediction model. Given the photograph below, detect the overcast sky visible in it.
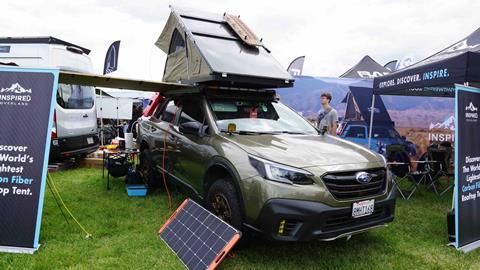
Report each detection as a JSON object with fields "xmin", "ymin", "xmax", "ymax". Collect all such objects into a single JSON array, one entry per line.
[{"xmin": 3, "ymin": 0, "xmax": 479, "ymax": 80}]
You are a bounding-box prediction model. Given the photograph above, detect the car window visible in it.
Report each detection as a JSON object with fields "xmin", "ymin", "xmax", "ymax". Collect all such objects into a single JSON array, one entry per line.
[
  {"xmin": 179, "ymin": 99, "xmax": 209, "ymax": 135},
  {"xmin": 57, "ymin": 83, "xmax": 94, "ymax": 109},
  {"xmin": 346, "ymin": 126, "xmax": 366, "ymax": 138},
  {"xmin": 372, "ymin": 127, "xmax": 397, "ymax": 138},
  {"xmin": 159, "ymin": 100, "xmax": 178, "ymax": 123}
]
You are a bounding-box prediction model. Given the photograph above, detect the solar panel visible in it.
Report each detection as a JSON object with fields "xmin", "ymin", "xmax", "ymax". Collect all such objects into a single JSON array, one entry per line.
[{"xmin": 159, "ymin": 199, "xmax": 241, "ymax": 270}]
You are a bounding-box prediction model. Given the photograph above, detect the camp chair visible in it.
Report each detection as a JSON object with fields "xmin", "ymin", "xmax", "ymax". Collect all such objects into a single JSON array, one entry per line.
[
  {"xmin": 387, "ymin": 145, "xmax": 430, "ymax": 199},
  {"xmin": 427, "ymin": 148, "xmax": 454, "ymax": 196}
]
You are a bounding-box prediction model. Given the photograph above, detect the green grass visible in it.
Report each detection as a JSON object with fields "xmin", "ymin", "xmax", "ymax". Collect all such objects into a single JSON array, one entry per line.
[{"xmin": 0, "ymin": 168, "xmax": 479, "ymax": 269}]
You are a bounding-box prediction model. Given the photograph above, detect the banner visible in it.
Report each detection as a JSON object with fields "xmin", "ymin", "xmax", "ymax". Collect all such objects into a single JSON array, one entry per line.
[
  {"xmin": 455, "ymin": 84, "xmax": 480, "ymax": 252},
  {"xmin": 103, "ymin": 40, "xmax": 120, "ymax": 75},
  {"xmin": 287, "ymin": 56, "xmax": 305, "ymax": 76},
  {"xmin": 0, "ymin": 67, "xmax": 58, "ymax": 253}
]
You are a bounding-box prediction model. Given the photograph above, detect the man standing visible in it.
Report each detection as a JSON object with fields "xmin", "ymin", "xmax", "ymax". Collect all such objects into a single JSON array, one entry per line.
[{"xmin": 317, "ymin": 92, "xmax": 338, "ymax": 135}]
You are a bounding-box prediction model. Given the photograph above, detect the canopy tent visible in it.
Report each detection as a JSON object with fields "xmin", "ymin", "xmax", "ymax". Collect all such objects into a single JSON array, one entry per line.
[
  {"xmin": 340, "ymin": 55, "xmax": 391, "ymax": 79},
  {"xmin": 373, "ymin": 27, "xmax": 480, "ymax": 97},
  {"xmin": 368, "ymin": 27, "xmax": 480, "ymax": 148}
]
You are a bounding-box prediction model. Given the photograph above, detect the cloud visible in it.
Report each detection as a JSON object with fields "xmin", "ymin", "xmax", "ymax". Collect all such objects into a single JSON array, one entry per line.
[{"xmin": 2, "ymin": 0, "xmax": 479, "ymax": 80}]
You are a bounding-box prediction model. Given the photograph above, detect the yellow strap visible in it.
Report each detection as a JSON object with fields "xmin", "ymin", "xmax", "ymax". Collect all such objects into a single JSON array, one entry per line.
[{"xmin": 47, "ymin": 173, "xmax": 93, "ymax": 239}]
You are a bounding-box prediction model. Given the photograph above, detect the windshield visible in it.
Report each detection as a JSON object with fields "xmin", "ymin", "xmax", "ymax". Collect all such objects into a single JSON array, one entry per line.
[
  {"xmin": 371, "ymin": 127, "xmax": 400, "ymax": 139},
  {"xmin": 57, "ymin": 83, "xmax": 94, "ymax": 109},
  {"xmin": 208, "ymin": 98, "xmax": 317, "ymax": 134}
]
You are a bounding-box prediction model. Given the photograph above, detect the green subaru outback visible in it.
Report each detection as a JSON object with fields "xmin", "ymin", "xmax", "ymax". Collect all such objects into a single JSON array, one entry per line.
[{"xmin": 137, "ymin": 88, "xmax": 395, "ymax": 241}]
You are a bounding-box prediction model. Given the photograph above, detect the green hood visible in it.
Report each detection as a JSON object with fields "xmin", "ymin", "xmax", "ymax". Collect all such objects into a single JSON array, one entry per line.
[{"xmin": 223, "ymin": 134, "xmax": 381, "ymax": 168}]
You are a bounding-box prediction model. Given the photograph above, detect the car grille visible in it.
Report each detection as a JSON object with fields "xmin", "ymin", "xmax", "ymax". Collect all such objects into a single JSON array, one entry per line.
[
  {"xmin": 324, "ymin": 205, "xmax": 389, "ymax": 232},
  {"xmin": 322, "ymin": 168, "xmax": 386, "ymax": 200}
]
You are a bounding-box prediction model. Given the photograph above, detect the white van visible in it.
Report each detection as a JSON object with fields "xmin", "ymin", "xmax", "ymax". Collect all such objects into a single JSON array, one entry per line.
[{"xmin": 0, "ymin": 37, "xmax": 99, "ymax": 160}]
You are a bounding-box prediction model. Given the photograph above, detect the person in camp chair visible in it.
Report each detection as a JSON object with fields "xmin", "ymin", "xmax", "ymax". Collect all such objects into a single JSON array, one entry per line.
[{"xmin": 317, "ymin": 92, "xmax": 338, "ymax": 136}]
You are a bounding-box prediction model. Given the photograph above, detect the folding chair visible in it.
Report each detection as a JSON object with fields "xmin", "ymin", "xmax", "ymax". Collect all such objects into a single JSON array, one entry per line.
[
  {"xmin": 387, "ymin": 145, "xmax": 430, "ymax": 199},
  {"xmin": 427, "ymin": 148, "xmax": 454, "ymax": 196}
]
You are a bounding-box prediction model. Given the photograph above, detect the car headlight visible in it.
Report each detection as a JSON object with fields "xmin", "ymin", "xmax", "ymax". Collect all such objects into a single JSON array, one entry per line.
[{"xmin": 248, "ymin": 155, "xmax": 314, "ymax": 185}]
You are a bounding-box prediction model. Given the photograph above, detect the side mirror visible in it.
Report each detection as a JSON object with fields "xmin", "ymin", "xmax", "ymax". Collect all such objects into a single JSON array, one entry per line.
[
  {"xmin": 179, "ymin": 121, "xmax": 201, "ymax": 135},
  {"xmin": 320, "ymin": 126, "xmax": 328, "ymax": 135}
]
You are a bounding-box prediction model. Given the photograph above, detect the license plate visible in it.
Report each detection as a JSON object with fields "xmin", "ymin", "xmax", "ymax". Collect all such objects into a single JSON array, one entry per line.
[
  {"xmin": 352, "ymin": 199, "xmax": 374, "ymax": 218},
  {"xmin": 87, "ymin": 137, "xmax": 94, "ymax": 144}
]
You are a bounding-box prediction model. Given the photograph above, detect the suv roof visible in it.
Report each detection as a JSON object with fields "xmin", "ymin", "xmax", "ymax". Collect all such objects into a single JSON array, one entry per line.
[{"xmin": 0, "ymin": 36, "xmax": 91, "ymax": 55}]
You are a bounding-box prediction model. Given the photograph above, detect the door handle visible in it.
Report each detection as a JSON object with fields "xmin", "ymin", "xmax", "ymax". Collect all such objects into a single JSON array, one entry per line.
[{"xmin": 83, "ymin": 114, "xmax": 88, "ymax": 118}]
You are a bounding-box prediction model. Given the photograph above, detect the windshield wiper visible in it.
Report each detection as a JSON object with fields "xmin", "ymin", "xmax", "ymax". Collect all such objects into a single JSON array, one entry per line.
[
  {"xmin": 274, "ymin": 131, "xmax": 307, "ymax": 135},
  {"xmin": 220, "ymin": 130, "xmax": 276, "ymax": 135}
]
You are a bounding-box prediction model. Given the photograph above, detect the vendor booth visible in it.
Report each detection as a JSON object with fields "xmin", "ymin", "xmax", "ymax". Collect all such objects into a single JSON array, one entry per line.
[{"xmin": 371, "ymin": 27, "xmax": 480, "ymax": 252}]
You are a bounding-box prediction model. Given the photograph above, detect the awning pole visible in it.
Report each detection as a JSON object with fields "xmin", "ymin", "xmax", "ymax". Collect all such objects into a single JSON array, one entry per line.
[{"xmin": 367, "ymin": 94, "xmax": 376, "ymax": 149}]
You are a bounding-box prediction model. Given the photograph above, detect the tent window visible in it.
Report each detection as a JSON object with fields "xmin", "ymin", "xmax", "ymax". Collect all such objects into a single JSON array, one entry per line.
[{"xmin": 168, "ymin": 29, "xmax": 185, "ymax": 55}]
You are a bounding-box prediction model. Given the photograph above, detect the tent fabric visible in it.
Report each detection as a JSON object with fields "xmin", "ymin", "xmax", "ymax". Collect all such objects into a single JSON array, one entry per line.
[
  {"xmin": 155, "ymin": 6, "xmax": 293, "ymax": 88},
  {"xmin": 373, "ymin": 27, "xmax": 480, "ymax": 97},
  {"xmin": 340, "ymin": 55, "xmax": 391, "ymax": 79}
]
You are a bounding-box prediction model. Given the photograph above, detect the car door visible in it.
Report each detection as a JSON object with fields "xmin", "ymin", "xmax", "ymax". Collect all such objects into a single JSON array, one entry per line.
[
  {"xmin": 169, "ymin": 97, "xmax": 214, "ymax": 196},
  {"xmin": 147, "ymin": 99, "xmax": 181, "ymax": 176}
]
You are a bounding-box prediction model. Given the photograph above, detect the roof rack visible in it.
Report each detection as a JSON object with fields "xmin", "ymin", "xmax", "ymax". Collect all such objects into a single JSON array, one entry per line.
[{"xmin": 0, "ymin": 36, "xmax": 91, "ymax": 55}]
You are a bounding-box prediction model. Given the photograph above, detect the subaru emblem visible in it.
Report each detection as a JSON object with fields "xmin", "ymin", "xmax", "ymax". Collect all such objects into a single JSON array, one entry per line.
[{"xmin": 355, "ymin": 172, "xmax": 372, "ymax": 184}]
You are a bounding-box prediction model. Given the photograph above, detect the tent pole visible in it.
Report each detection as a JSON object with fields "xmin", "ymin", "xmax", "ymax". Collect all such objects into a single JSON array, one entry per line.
[
  {"xmin": 367, "ymin": 94, "xmax": 376, "ymax": 149},
  {"xmin": 99, "ymin": 89, "xmax": 104, "ymax": 146}
]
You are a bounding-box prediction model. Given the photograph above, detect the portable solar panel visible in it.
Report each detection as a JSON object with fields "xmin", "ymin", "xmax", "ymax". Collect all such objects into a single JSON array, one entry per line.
[{"xmin": 159, "ymin": 199, "xmax": 241, "ymax": 270}]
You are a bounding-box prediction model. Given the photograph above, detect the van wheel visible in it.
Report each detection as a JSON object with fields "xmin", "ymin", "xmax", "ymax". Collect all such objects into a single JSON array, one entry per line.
[
  {"xmin": 139, "ymin": 148, "xmax": 159, "ymax": 188},
  {"xmin": 206, "ymin": 178, "xmax": 243, "ymax": 231}
]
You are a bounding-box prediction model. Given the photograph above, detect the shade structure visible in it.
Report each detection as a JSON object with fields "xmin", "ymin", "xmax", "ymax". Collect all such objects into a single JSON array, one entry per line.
[{"xmin": 373, "ymin": 27, "xmax": 480, "ymax": 97}]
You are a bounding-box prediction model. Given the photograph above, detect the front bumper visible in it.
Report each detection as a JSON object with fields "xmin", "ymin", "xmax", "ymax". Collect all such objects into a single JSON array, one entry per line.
[{"xmin": 253, "ymin": 186, "xmax": 396, "ymax": 241}]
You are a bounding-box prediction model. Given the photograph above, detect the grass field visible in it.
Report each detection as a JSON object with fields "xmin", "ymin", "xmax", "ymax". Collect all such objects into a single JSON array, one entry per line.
[{"xmin": 0, "ymin": 168, "xmax": 479, "ymax": 270}]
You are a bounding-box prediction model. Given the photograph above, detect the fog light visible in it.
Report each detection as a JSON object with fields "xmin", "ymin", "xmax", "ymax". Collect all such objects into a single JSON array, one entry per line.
[{"xmin": 278, "ymin": 219, "xmax": 285, "ymax": 235}]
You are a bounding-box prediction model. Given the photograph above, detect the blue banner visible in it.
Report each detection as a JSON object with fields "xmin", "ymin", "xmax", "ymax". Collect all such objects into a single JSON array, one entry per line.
[
  {"xmin": 455, "ymin": 84, "xmax": 480, "ymax": 252},
  {"xmin": 0, "ymin": 67, "xmax": 58, "ymax": 253}
]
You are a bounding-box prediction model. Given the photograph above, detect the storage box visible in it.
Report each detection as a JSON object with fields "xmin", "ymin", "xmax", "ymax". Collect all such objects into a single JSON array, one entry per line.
[{"xmin": 126, "ymin": 184, "xmax": 148, "ymax": 197}]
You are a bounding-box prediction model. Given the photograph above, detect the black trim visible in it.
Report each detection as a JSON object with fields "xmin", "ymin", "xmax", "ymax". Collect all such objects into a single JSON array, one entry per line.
[
  {"xmin": 254, "ymin": 187, "xmax": 396, "ymax": 241},
  {"xmin": 0, "ymin": 37, "xmax": 90, "ymax": 55},
  {"xmin": 50, "ymin": 134, "xmax": 99, "ymax": 160}
]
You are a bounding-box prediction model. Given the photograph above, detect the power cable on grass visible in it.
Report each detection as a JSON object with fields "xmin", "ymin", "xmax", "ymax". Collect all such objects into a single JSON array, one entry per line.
[{"xmin": 47, "ymin": 173, "xmax": 93, "ymax": 239}]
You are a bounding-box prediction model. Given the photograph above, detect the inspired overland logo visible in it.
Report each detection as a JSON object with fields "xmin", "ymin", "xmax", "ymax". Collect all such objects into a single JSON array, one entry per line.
[
  {"xmin": 0, "ymin": 83, "xmax": 32, "ymax": 106},
  {"xmin": 465, "ymin": 101, "xmax": 478, "ymax": 122}
]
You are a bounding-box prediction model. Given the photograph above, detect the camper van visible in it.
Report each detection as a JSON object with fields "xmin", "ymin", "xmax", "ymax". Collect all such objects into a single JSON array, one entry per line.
[{"xmin": 0, "ymin": 37, "xmax": 99, "ymax": 160}]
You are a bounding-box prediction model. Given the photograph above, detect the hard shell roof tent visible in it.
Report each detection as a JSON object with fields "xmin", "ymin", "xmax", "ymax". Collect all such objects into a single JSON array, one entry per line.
[{"xmin": 156, "ymin": 6, "xmax": 294, "ymax": 89}]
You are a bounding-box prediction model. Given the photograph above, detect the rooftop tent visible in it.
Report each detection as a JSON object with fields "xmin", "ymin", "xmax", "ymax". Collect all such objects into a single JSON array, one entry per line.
[
  {"xmin": 373, "ymin": 27, "xmax": 480, "ymax": 97},
  {"xmin": 340, "ymin": 55, "xmax": 391, "ymax": 79},
  {"xmin": 156, "ymin": 6, "xmax": 293, "ymax": 89}
]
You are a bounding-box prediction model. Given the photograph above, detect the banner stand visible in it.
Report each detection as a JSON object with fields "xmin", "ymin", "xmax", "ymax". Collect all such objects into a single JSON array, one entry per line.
[
  {"xmin": 0, "ymin": 245, "xmax": 39, "ymax": 254},
  {"xmin": 454, "ymin": 84, "xmax": 480, "ymax": 253},
  {"xmin": 458, "ymin": 240, "xmax": 480, "ymax": 253}
]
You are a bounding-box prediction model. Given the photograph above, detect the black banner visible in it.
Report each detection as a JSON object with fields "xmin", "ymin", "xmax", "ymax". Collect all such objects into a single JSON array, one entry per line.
[
  {"xmin": 455, "ymin": 85, "xmax": 480, "ymax": 250},
  {"xmin": 0, "ymin": 67, "xmax": 57, "ymax": 253},
  {"xmin": 103, "ymin": 40, "xmax": 120, "ymax": 75}
]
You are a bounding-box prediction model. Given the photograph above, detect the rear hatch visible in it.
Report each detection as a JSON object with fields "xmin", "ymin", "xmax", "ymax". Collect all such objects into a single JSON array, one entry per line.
[{"xmin": 55, "ymin": 83, "xmax": 97, "ymax": 138}]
